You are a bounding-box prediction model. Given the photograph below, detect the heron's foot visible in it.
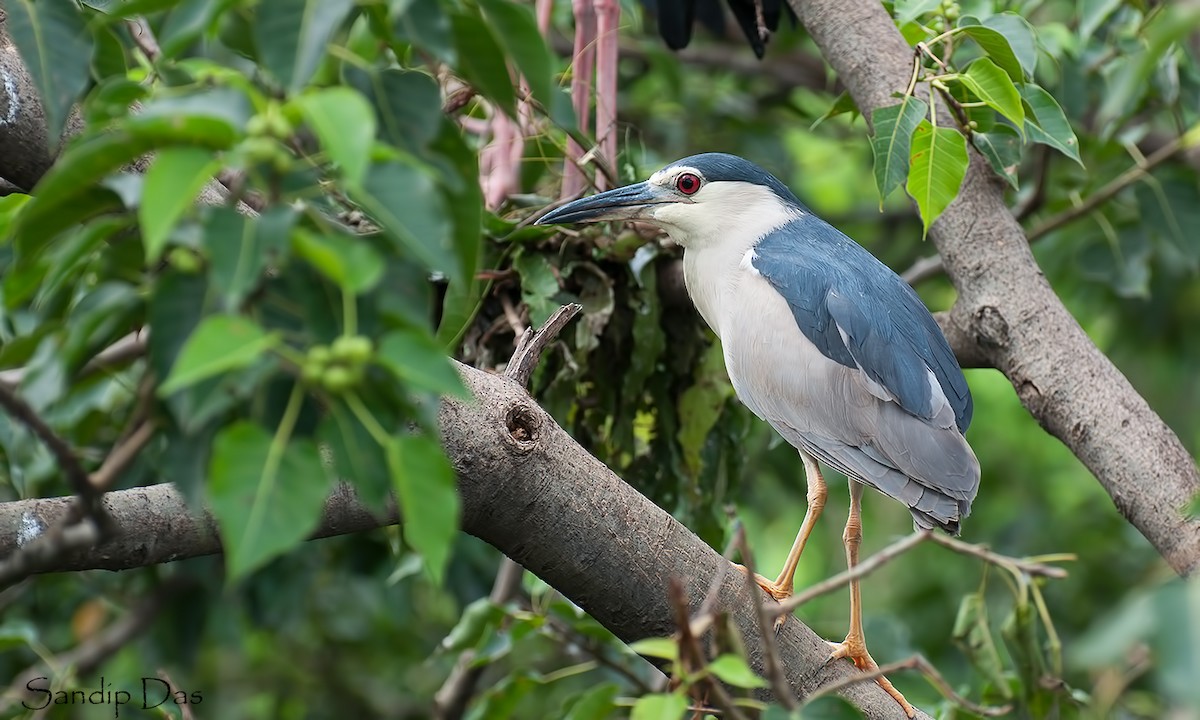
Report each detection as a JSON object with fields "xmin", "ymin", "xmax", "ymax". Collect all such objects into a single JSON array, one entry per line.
[
  {"xmin": 731, "ymin": 564, "xmax": 793, "ymax": 600},
  {"xmin": 826, "ymin": 636, "xmax": 915, "ymax": 718}
]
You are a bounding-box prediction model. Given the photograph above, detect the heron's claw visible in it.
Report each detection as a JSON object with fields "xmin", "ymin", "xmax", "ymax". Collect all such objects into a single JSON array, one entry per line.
[
  {"xmin": 826, "ymin": 637, "xmax": 916, "ymax": 718},
  {"xmin": 731, "ymin": 563, "xmax": 793, "ymax": 601}
]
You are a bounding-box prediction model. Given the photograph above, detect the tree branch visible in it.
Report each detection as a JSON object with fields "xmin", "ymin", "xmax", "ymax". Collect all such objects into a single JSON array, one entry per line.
[
  {"xmin": 0, "ymin": 363, "xmax": 931, "ymax": 719},
  {"xmin": 789, "ymin": 0, "xmax": 1200, "ymax": 575}
]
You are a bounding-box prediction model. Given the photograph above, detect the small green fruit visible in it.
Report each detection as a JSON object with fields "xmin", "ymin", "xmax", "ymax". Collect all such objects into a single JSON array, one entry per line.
[
  {"xmin": 322, "ymin": 365, "xmax": 358, "ymax": 393},
  {"xmin": 332, "ymin": 335, "xmax": 373, "ymax": 364},
  {"xmin": 308, "ymin": 344, "xmax": 332, "ymax": 366},
  {"xmin": 167, "ymin": 247, "xmax": 202, "ymax": 274}
]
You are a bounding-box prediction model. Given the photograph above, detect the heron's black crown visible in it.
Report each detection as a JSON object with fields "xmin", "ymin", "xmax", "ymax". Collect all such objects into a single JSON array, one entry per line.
[{"xmin": 665, "ymin": 153, "xmax": 804, "ymax": 209}]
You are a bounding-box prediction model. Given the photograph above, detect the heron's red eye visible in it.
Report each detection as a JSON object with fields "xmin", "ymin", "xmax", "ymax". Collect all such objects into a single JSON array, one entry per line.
[{"xmin": 676, "ymin": 173, "xmax": 702, "ymax": 195}]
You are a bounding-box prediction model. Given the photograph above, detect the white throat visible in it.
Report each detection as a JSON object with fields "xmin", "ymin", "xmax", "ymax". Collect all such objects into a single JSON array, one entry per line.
[{"xmin": 662, "ymin": 183, "xmax": 803, "ymax": 337}]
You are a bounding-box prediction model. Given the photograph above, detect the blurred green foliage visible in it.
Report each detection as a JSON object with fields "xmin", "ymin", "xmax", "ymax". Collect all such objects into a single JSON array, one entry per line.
[{"xmin": 0, "ymin": 0, "xmax": 1198, "ymax": 718}]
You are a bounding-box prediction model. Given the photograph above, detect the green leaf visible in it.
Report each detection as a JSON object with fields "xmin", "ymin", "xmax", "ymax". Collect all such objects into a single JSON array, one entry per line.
[
  {"xmin": 345, "ymin": 68, "xmax": 442, "ymax": 152},
  {"xmin": 377, "ymin": 329, "xmax": 468, "ymax": 398},
  {"xmin": 0, "ymin": 620, "xmax": 38, "ymax": 651},
  {"xmin": 157, "ymin": 0, "xmax": 224, "ymax": 59},
  {"xmin": 1079, "ymin": 0, "xmax": 1123, "ymax": 39},
  {"xmin": 387, "ymin": 433, "xmax": 459, "ymax": 584},
  {"xmin": 677, "ymin": 341, "xmax": 733, "ymax": 480},
  {"xmin": 135, "ymin": 88, "xmax": 253, "ymax": 138},
  {"xmin": 207, "ymin": 206, "xmax": 295, "ymax": 310},
  {"xmin": 209, "ymin": 421, "xmax": 330, "ymax": 580},
  {"xmin": 393, "ymin": 0, "xmax": 455, "ymax": 64},
  {"xmin": 563, "ymin": 683, "xmax": 620, "ymax": 720},
  {"xmin": 956, "ymin": 23, "xmax": 1025, "ymax": 82},
  {"xmin": 981, "ymin": 13, "xmax": 1038, "ymax": 78},
  {"xmin": 60, "ymin": 282, "xmax": 141, "ymax": 369},
  {"xmin": 630, "ymin": 693, "xmax": 688, "ymax": 720},
  {"xmin": 972, "ymin": 127, "xmax": 1021, "ymax": 189},
  {"xmin": 292, "ymin": 230, "xmax": 384, "ymax": 294},
  {"xmin": 869, "ymin": 96, "xmax": 929, "ymax": 203},
  {"xmin": 431, "ymin": 123, "xmax": 484, "ymax": 349},
  {"xmin": 254, "ymin": 0, "xmax": 355, "ymax": 92},
  {"xmin": 477, "ymin": 0, "xmax": 555, "ymax": 109},
  {"xmin": 514, "ymin": 252, "xmax": 560, "ymax": 326},
  {"xmin": 297, "ymin": 88, "xmax": 376, "ymax": 187},
  {"xmin": 1020, "ymin": 84, "xmax": 1082, "ymax": 165},
  {"xmin": 141, "ymin": 147, "xmax": 220, "ymax": 262},
  {"xmin": 810, "ymin": 90, "xmax": 860, "ymax": 131},
  {"xmin": 353, "ymin": 161, "xmax": 457, "ymax": 281},
  {"xmin": 952, "ymin": 591, "xmax": 1012, "ymax": 698},
  {"xmin": 318, "ymin": 402, "xmax": 391, "ymax": 514},
  {"xmin": 708, "ymin": 654, "xmax": 769, "ymax": 689},
  {"xmin": 159, "ymin": 315, "xmax": 280, "ymax": 395},
  {"xmin": 629, "ymin": 636, "xmax": 679, "ymax": 661},
  {"xmin": 12, "ymin": 132, "xmax": 147, "ymax": 249},
  {"xmin": 906, "ymin": 121, "xmax": 969, "ymax": 237},
  {"xmin": 894, "ymin": 0, "xmax": 941, "ymax": 26},
  {"xmin": 449, "ymin": 11, "xmax": 517, "ymax": 118},
  {"xmin": 959, "ymin": 58, "xmax": 1025, "ymax": 132},
  {"xmin": 5, "ymin": 0, "xmax": 92, "ymax": 149},
  {"xmin": 441, "ymin": 597, "xmax": 504, "ymax": 652}
]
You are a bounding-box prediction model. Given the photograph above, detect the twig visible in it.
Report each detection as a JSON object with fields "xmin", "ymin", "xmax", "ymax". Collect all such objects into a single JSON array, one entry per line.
[
  {"xmin": 1012, "ymin": 145, "xmax": 1051, "ymax": 222},
  {"xmin": 925, "ymin": 532, "xmax": 1071, "ymax": 578},
  {"xmin": 155, "ymin": 669, "xmax": 196, "ymax": 720},
  {"xmin": 900, "ymin": 131, "xmax": 1193, "ymax": 286},
  {"xmin": 0, "ymin": 384, "xmax": 107, "ymax": 527},
  {"xmin": 770, "ymin": 531, "xmax": 931, "ymax": 619},
  {"xmin": 806, "ymin": 654, "xmax": 1012, "ymax": 717},
  {"xmin": 668, "ymin": 578, "xmax": 750, "ymax": 720},
  {"xmin": 126, "ymin": 17, "xmax": 161, "ymax": 61},
  {"xmin": 90, "ymin": 421, "xmax": 156, "ymax": 492},
  {"xmin": 3, "ymin": 578, "xmax": 188, "ymax": 712},
  {"xmin": 433, "ymin": 558, "xmax": 525, "ymax": 720},
  {"xmin": 730, "ymin": 522, "xmax": 798, "ymax": 710},
  {"xmin": 0, "ymin": 331, "xmax": 147, "ymax": 391},
  {"xmin": 544, "ymin": 615, "xmax": 659, "ymax": 694},
  {"xmin": 504, "ymin": 303, "xmax": 583, "ymax": 387},
  {"xmin": 442, "ymin": 87, "xmax": 477, "ymax": 115},
  {"xmin": 1026, "ymin": 135, "xmax": 1187, "ymax": 242},
  {"xmin": 499, "ymin": 294, "xmax": 527, "ymax": 339},
  {"xmin": 694, "ymin": 514, "xmax": 743, "ymax": 628},
  {"xmin": 770, "ymin": 531, "xmax": 1068, "ymax": 621}
]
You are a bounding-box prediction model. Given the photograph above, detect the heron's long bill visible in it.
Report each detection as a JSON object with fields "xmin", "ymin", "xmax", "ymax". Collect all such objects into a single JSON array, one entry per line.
[{"xmin": 534, "ymin": 182, "xmax": 674, "ymax": 225}]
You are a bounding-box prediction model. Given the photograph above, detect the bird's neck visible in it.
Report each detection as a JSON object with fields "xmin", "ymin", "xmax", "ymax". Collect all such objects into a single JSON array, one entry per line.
[{"xmin": 682, "ymin": 234, "xmax": 765, "ymax": 338}]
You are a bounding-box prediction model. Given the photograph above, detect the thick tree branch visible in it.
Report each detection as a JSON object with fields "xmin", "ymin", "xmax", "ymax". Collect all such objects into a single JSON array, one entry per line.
[
  {"xmin": 790, "ymin": 0, "xmax": 1200, "ymax": 575},
  {"xmin": 0, "ymin": 364, "xmax": 930, "ymax": 720}
]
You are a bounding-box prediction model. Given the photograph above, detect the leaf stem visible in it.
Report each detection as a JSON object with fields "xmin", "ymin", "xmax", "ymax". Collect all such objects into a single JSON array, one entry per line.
[
  {"xmin": 243, "ymin": 382, "xmax": 305, "ymax": 552},
  {"xmin": 345, "ymin": 391, "xmax": 390, "ymax": 446},
  {"xmin": 342, "ymin": 286, "xmax": 358, "ymax": 337}
]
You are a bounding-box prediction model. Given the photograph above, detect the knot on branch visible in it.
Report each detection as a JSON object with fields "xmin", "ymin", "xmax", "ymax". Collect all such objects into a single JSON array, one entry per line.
[
  {"xmin": 973, "ymin": 306, "xmax": 1010, "ymax": 350},
  {"xmin": 504, "ymin": 403, "xmax": 541, "ymax": 453}
]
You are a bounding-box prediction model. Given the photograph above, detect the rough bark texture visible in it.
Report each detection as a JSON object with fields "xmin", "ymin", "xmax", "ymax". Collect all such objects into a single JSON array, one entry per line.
[
  {"xmin": 0, "ymin": 364, "xmax": 927, "ymax": 720},
  {"xmin": 0, "ymin": 36, "xmax": 81, "ymax": 191},
  {"xmin": 791, "ymin": 0, "xmax": 1200, "ymax": 575}
]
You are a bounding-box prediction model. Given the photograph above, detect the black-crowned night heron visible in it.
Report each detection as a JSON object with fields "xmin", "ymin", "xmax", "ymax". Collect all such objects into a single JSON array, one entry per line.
[{"xmin": 536, "ymin": 153, "xmax": 980, "ymax": 716}]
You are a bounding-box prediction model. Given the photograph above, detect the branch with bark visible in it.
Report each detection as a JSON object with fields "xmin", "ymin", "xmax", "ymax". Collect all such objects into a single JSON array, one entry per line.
[
  {"xmin": 0, "ymin": 361, "xmax": 933, "ymax": 720},
  {"xmin": 789, "ymin": 0, "xmax": 1200, "ymax": 575}
]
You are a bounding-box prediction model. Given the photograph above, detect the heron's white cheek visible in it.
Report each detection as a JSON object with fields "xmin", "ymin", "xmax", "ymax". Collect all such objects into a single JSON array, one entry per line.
[{"xmin": 649, "ymin": 204, "xmax": 696, "ymax": 242}]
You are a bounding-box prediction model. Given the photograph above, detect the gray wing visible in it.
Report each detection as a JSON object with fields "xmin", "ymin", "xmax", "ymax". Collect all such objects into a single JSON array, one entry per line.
[
  {"xmin": 753, "ymin": 220, "xmax": 973, "ymax": 432},
  {"xmin": 750, "ymin": 219, "xmax": 980, "ymax": 531}
]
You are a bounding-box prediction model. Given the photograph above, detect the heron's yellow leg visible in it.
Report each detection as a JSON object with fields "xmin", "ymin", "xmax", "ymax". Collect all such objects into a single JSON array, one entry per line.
[
  {"xmin": 826, "ymin": 481, "xmax": 916, "ymax": 718},
  {"xmin": 739, "ymin": 451, "xmax": 827, "ymax": 601}
]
